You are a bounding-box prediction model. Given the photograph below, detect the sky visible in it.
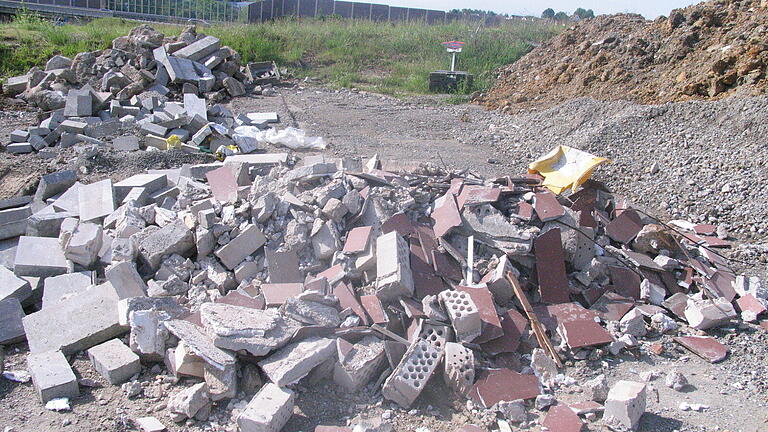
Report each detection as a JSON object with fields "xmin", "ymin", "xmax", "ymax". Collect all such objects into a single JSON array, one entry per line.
[{"xmin": 383, "ymin": 0, "xmax": 699, "ymax": 19}]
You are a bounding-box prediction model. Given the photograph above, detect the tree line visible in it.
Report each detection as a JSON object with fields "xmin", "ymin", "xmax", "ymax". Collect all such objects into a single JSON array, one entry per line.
[{"xmin": 542, "ymin": 7, "xmax": 595, "ymax": 21}]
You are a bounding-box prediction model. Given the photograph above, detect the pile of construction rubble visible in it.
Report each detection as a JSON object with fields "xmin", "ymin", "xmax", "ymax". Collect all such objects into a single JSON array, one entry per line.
[
  {"xmin": 1, "ymin": 25, "xmax": 315, "ymax": 156},
  {"xmin": 0, "ymin": 149, "xmax": 765, "ymax": 432}
]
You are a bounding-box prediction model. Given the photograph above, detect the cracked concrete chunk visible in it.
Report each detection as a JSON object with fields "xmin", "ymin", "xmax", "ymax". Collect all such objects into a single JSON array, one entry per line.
[
  {"xmin": 259, "ymin": 337, "xmax": 337, "ymax": 386},
  {"xmin": 200, "ymin": 303, "xmax": 296, "ymax": 356}
]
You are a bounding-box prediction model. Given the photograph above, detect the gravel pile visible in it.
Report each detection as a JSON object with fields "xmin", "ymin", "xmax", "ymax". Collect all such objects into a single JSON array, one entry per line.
[{"xmin": 458, "ymin": 96, "xmax": 768, "ymax": 263}]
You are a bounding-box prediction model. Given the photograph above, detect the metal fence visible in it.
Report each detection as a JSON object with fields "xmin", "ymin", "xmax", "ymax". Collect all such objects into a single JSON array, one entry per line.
[{"xmin": 104, "ymin": 0, "xmax": 251, "ymax": 22}]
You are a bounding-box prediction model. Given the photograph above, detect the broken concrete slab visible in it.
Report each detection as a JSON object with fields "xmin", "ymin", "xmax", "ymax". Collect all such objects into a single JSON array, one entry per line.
[
  {"xmin": 259, "ymin": 337, "xmax": 337, "ymax": 386},
  {"xmin": 23, "ymin": 283, "xmax": 123, "ymax": 354},
  {"xmin": 200, "ymin": 303, "xmax": 295, "ymax": 356},
  {"xmin": 164, "ymin": 319, "xmax": 236, "ymax": 370},
  {"xmin": 13, "ymin": 236, "xmax": 69, "ymax": 277},
  {"xmin": 684, "ymin": 297, "xmax": 737, "ymax": 330},
  {"xmin": 106, "ymin": 261, "xmax": 148, "ymax": 299},
  {"xmin": 78, "ymin": 180, "xmax": 115, "ymax": 222},
  {"xmin": 470, "ymin": 368, "xmax": 540, "ymax": 408},
  {"xmin": 87, "ymin": 338, "xmax": 141, "ymax": 385},
  {"xmin": 333, "ymin": 336, "xmax": 385, "ymax": 392},
  {"xmin": 42, "ymin": 272, "xmax": 91, "ymax": 308},
  {"xmin": 0, "ymin": 265, "xmax": 32, "ymax": 303},
  {"xmin": 138, "ymin": 219, "xmax": 194, "ymax": 269}
]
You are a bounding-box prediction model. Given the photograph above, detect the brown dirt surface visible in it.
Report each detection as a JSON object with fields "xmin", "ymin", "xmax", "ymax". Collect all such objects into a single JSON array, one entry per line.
[{"xmin": 481, "ymin": 0, "xmax": 768, "ymax": 111}]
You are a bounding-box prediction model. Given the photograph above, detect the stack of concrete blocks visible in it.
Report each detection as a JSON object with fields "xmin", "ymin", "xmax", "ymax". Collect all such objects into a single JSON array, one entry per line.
[
  {"xmin": 443, "ymin": 342, "xmax": 475, "ymax": 396},
  {"xmin": 375, "ymin": 231, "xmax": 414, "ymax": 300},
  {"xmin": 438, "ymin": 290, "xmax": 482, "ymax": 343},
  {"xmin": 236, "ymin": 383, "xmax": 295, "ymax": 432},
  {"xmin": 381, "ymin": 339, "xmax": 445, "ymax": 408}
]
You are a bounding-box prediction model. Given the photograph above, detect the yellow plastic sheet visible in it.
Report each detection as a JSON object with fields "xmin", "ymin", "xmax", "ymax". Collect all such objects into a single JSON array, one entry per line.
[{"xmin": 528, "ymin": 146, "xmax": 610, "ymax": 194}]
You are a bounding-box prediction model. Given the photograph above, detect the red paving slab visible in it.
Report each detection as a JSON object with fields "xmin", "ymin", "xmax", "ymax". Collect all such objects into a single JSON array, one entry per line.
[
  {"xmin": 606, "ymin": 209, "xmax": 644, "ymax": 244},
  {"xmin": 215, "ymin": 291, "xmax": 264, "ymax": 310},
  {"xmin": 261, "ymin": 283, "xmax": 304, "ymax": 307},
  {"xmin": 542, "ymin": 403, "xmax": 585, "ymax": 432},
  {"xmin": 333, "ymin": 281, "xmax": 370, "ymax": 326},
  {"xmin": 674, "ymin": 335, "xmax": 729, "ymax": 363},
  {"xmin": 360, "ymin": 295, "xmax": 389, "ymax": 325},
  {"xmin": 457, "ymin": 185, "xmax": 501, "ymax": 208},
  {"xmin": 432, "ymin": 193, "xmax": 462, "ymax": 238},
  {"xmin": 342, "ymin": 226, "xmax": 372, "ymax": 253},
  {"xmin": 482, "ymin": 308, "xmax": 528, "ymax": 355},
  {"xmin": 736, "ymin": 293, "xmax": 766, "ymax": 317},
  {"xmin": 589, "ymin": 291, "xmax": 635, "ymax": 321},
  {"xmin": 459, "ymin": 285, "xmax": 504, "ymax": 343},
  {"xmin": 534, "ymin": 228, "xmax": 570, "ymax": 304},
  {"xmin": 609, "ymin": 266, "xmax": 642, "ymax": 300},
  {"xmin": 470, "ymin": 368, "xmax": 540, "ymax": 408},
  {"xmin": 533, "ymin": 191, "xmax": 565, "ymax": 222}
]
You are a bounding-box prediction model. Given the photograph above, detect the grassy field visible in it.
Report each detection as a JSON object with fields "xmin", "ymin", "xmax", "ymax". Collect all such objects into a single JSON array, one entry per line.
[{"xmin": 0, "ymin": 13, "xmax": 560, "ymax": 95}]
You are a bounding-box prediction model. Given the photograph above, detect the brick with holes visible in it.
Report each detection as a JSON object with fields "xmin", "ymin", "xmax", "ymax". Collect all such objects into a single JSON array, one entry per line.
[
  {"xmin": 443, "ymin": 342, "xmax": 474, "ymax": 396},
  {"xmin": 382, "ymin": 338, "xmax": 445, "ymax": 408},
  {"xmin": 438, "ymin": 290, "xmax": 482, "ymax": 343}
]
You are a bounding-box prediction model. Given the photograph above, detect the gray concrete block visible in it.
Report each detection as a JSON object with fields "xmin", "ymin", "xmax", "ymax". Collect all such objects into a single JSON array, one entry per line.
[
  {"xmin": 0, "ymin": 297, "xmax": 25, "ymax": 344},
  {"xmin": 78, "ymin": 179, "xmax": 115, "ymax": 222},
  {"xmin": 23, "ymin": 283, "xmax": 124, "ymax": 354},
  {"xmin": 26, "ymin": 210, "xmax": 77, "ymax": 237},
  {"xmin": 333, "ymin": 336, "xmax": 385, "ymax": 392},
  {"xmin": 0, "ymin": 205, "xmax": 31, "ymax": 227},
  {"xmin": 183, "ymin": 93, "xmax": 207, "ymax": 121},
  {"xmin": 106, "ymin": 261, "xmax": 147, "ymax": 298},
  {"xmin": 382, "ymin": 339, "xmax": 444, "ymax": 408},
  {"xmin": 87, "ymin": 338, "xmax": 141, "ymax": 385},
  {"xmin": 0, "ymin": 264, "xmax": 31, "ymax": 303},
  {"xmin": 52, "ymin": 182, "xmax": 82, "ymax": 215},
  {"xmin": 174, "ymin": 36, "xmax": 221, "ymax": 62},
  {"xmin": 6, "ymin": 143, "xmax": 33, "ymax": 154},
  {"xmin": 13, "ymin": 236, "xmax": 69, "ymax": 277},
  {"xmin": 140, "ymin": 122, "xmax": 168, "ymax": 137},
  {"xmin": 27, "ymin": 350, "xmax": 79, "ymax": 403},
  {"xmin": 4, "ymin": 74, "xmax": 29, "ymax": 96},
  {"xmin": 138, "ymin": 219, "xmax": 194, "ymax": 269},
  {"xmin": 60, "ymin": 120, "xmax": 87, "ymax": 134},
  {"xmin": 113, "ymin": 136, "xmax": 140, "ymax": 151},
  {"xmin": 237, "ymin": 383, "xmax": 294, "ymax": 432},
  {"xmin": 439, "ymin": 290, "xmax": 482, "ymax": 343},
  {"xmin": 214, "ymin": 224, "xmax": 267, "ymax": 270},
  {"xmin": 114, "ymin": 174, "xmax": 167, "ymax": 203},
  {"xmin": 42, "ymin": 272, "xmax": 92, "ymax": 308},
  {"xmin": 64, "ymin": 90, "xmax": 92, "ymax": 118},
  {"xmin": 375, "ymin": 231, "xmax": 414, "ymax": 300}
]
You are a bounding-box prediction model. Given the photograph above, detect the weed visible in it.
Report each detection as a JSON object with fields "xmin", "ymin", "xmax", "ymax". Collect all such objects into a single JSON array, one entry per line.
[{"xmin": 0, "ymin": 16, "xmax": 560, "ymax": 96}]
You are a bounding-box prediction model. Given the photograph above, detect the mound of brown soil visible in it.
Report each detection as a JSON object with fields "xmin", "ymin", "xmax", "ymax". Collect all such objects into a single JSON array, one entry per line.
[{"xmin": 482, "ymin": 0, "xmax": 768, "ymax": 110}]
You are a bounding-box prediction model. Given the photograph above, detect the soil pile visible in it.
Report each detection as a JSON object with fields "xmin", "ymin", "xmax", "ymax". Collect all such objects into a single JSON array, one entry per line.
[{"xmin": 482, "ymin": 0, "xmax": 768, "ymax": 110}]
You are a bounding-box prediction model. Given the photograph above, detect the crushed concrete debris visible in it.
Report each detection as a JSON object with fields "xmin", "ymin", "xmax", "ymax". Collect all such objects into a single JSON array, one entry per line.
[
  {"xmin": 3, "ymin": 25, "xmax": 319, "ymax": 158},
  {"xmin": 0, "ymin": 130, "xmax": 762, "ymax": 432}
]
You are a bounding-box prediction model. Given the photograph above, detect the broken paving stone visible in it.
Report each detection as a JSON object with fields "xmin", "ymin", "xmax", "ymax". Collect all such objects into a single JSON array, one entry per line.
[
  {"xmin": 470, "ymin": 368, "xmax": 540, "ymax": 408},
  {"xmin": 282, "ymin": 297, "xmax": 341, "ymax": 328},
  {"xmin": 0, "ymin": 265, "xmax": 32, "ymax": 303},
  {"xmin": 135, "ymin": 417, "xmax": 167, "ymax": 432},
  {"xmin": 164, "ymin": 319, "xmax": 235, "ymax": 369},
  {"xmin": 259, "ymin": 337, "xmax": 337, "ymax": 387},
  {"xmin": 14, "ymin": 236, "xmax": 69, "ymax": 277},
  {"xmin": 138, "ymin": 219, "xmax": 194, "ymax": 269}
]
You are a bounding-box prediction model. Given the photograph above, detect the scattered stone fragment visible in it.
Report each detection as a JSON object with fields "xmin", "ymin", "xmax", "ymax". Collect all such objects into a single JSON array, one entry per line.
[
  {"xmin": 237, "ymin": 383, "xmax": 295, "ymax": 432},
  {"xmin": 87, "ymin": 339, "xmax": 141, "ymax": 385},
  {"xmin": 27, "ymin": 350, "xmax": 79, "ymax": 403},
  {"xmin": 603, "ymin": 380, "xmax": 646, "ymax": 432}
]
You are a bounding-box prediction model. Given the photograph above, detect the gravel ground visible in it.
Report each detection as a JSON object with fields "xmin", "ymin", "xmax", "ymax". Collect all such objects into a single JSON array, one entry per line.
[{"xmin": 1, "ymin": 86, "xmax": 767, "ymax": 431}]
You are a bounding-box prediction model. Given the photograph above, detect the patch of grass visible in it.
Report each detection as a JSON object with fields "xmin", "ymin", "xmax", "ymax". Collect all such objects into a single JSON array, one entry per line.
[{"xmin": 0, "ymin": 13, "xmax": 561, "ymax": 95}]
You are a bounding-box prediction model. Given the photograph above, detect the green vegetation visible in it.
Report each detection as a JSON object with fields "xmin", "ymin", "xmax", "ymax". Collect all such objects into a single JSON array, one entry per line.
[{"xmin": 0, "ymin": 11, "xmax": 561, "ymax": 96}]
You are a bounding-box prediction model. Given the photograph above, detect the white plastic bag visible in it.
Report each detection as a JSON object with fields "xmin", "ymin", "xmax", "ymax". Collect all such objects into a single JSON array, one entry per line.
[
  {"xmin": 265, "ymin": 127, "xmax": 327, "ymax": 150},
  {"xmin": 232, "ymin": 126, "xmax": 268, "ymax": 154}
]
